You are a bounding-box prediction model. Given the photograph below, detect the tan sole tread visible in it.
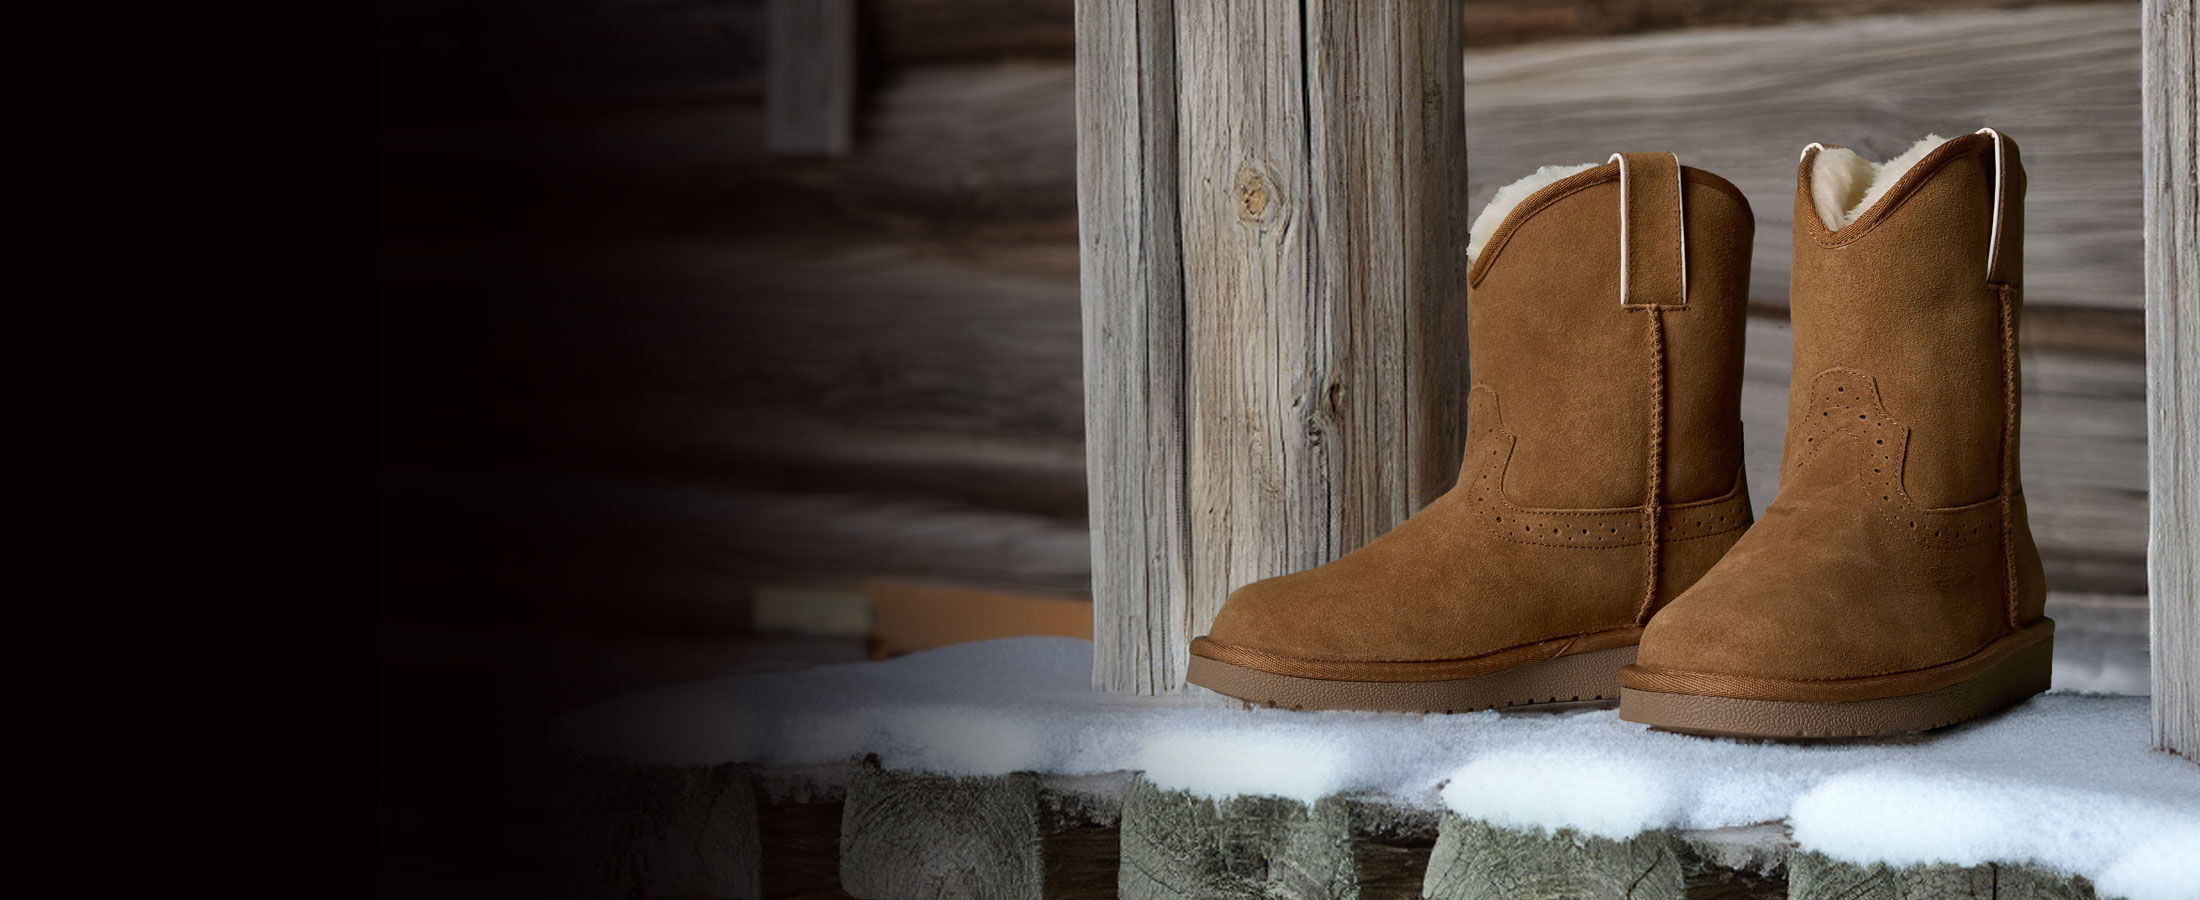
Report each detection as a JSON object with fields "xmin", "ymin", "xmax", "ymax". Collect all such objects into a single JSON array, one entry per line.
[
  {"xmin": 1185, "ymin": 645, "xmax": 1637, "ymax": 714},
  {"xmin": 1619, "ymin": 636, "xmax": 2053, "ymax": 739}
]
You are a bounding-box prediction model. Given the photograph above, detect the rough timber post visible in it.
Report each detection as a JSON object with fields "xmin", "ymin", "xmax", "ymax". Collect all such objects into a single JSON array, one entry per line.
[
  {"xmin": 1076, "ymin": 0, "xmax": 1470, "ymax": 694},
  {"xmin": 2143, "ymin": 0, "xmax": 2199, "ymax": 761},
  {"xmin": 1076, "ymin": 0, "xmax": 1189, "ymax": 695}
]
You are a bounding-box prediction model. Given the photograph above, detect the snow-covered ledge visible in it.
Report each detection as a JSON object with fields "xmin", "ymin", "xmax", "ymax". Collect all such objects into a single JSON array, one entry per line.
[{"xmin": 554, "ymin": 638, "xmax": 2199, "ymax": 900}]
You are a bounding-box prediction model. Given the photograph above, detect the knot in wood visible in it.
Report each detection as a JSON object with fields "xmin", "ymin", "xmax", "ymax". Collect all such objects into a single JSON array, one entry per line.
[{"xmin": 1233, "ymin": 164, "xmax": 1280, "ymax": 224}]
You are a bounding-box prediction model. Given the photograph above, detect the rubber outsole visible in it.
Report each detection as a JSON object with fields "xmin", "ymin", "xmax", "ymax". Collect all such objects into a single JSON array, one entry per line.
[
  {"xmin": 1185, "ymin": 645, "xmax": 1636, "ymax": 713},
  {"xmin": 1618, "ymin": 635, "xmax": 2053, "ymax": 738}
]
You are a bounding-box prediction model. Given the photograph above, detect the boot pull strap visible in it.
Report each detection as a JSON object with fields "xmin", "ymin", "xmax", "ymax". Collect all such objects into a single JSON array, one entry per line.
[
  {"xmin": 1974, "ymin": 127, "xmax": 2010, "ymax": 282},
  {"xmin": 1610, "ymin": 152, "xmax": 1687, "ymax": 307}
]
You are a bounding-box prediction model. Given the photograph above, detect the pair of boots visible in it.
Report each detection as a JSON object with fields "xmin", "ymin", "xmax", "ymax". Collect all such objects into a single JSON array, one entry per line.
[{"xmin": 1187, "ymin": 130, "xmax": 2052, "ymax": 739}]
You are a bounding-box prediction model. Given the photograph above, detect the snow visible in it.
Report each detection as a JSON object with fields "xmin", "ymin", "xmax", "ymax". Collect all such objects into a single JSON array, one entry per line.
[{"xmin": 557, "ymin": 637, "xmax": 2200, "ymax": 900}]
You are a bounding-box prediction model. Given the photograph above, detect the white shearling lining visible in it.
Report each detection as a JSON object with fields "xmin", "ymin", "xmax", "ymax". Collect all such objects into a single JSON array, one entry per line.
[
  {"xmin": 1808, "ymin": 134, "xmax": 1948, "ymax": 230},
  {"xmin": 1467, "ymin": 162, "xmax": 1598, "ymax": 264}
]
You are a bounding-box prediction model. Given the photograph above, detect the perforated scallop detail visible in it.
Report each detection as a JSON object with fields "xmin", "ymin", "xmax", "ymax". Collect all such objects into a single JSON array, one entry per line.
[
  {"xmin": 1787, "ymin": 368, "xmax": 2001, "ymax": 549},
  {"xmin": 1463, "ymin": 389, "xmax": 1750, "ymax": 549}
]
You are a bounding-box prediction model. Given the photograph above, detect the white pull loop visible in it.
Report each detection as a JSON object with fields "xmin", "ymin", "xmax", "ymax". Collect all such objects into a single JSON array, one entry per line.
[
  {"xmin": 1608, "ymin": 152, "xmax": 1689, "ymax": 307},
  {"xmin": 1975, "ymin": 127, "xmax": 2007, "ymax": 280}
]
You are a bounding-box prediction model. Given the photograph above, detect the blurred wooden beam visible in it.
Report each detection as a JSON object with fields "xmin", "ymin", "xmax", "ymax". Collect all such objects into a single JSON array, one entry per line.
[
  {"xmin": 2142, "ymin": 0, "xmax": 2198, "ymax": 762},
  {"xmin": 767, "ymin": 0, "xmax": 856, "ymax": 156}
]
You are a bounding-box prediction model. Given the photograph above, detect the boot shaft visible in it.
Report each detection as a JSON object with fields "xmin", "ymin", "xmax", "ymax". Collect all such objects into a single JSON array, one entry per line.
[
  {"xmin": 1782, "ymin": 129, "xmax": 2044, "ymax": 629},
  {"xmin": 1788, "ymin": 131, "xmax": 2027, "ymax": 508},
  {"xmin": 1466, "ymin": 156, "xmax": 1753, "ymax": 510}
]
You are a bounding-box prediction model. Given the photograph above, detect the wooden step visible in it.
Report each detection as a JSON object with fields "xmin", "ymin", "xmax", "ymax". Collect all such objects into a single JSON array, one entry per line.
[{"xmin": 550, "ymin": 757, "xmax": 2113, "ymax": 899}]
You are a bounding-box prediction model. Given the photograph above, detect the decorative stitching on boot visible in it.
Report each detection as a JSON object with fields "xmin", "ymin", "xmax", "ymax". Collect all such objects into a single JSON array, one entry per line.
[
  {"xmin": 1787, "ymin": 367, "xmax": 2002, "ymax": 549},
  {"xmin": 1637, "ymin": 305, "xmax": 1667, "ymax": 622},
  {"xmin": 1463, "ymin": 389, "xmax": 1749, "ymax": 549}
]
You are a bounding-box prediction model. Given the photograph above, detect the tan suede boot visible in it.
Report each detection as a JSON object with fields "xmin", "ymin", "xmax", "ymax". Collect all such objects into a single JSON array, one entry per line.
[
  {"xmin": 1620, "ymin": 130, "xmax": 2052, "ymax": 738},
  {"xmin": 1187, "ymin": 153, "xmax": 1755, "ymax": 712}
]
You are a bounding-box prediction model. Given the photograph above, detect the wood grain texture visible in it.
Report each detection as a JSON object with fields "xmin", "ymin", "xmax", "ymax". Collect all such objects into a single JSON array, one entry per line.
[
  {"xmin": 1172, "ymin": 0, "xmax": 1319, "ymax": 701},
  {"xmin": 767, "ymin": 0, "xmax": 856, "ymax": 157},
  {"xmin": 839, "ymin": 767, "xmax": 1045, "ymax": 899},
  {"xmin": 1170, "ymin": 0, "xmax": 1469, "ymax": 693},
  {"xmin": 1421, "ymin": 815, "xmax": 1684, "ymax": 900},
  {"xmin": 1117, "ymin": 777, "xmax": 1359, "ymax": 899},
  {"xmin": 1077, "ymin": 0, "xmax": 1189, "ymax": 696},
  {"xmin": 548, "ymin": 758, "xmax": 762, "ymax": 900},
  {"xmin": 2144, "ymin": 0, "xmax": 2200, "ymax": 760},
  {"xmin": 1464, "ymin": 5, "xmax": 2144, "ymax": 312},
  {"xmin": 836, "ymin": 767, "xmax": 1127, "ymax": 900},
  {"xmin": 757, "ymin": 771, "xmax": 1129, "ymax": 898},
  {"xmin": 1788, "ymin": 851, "xmax": 2099, "ymax": 899}
]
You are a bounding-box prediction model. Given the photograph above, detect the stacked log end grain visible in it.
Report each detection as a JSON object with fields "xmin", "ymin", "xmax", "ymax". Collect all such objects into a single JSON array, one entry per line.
[{"xmin": 549, "ymin": 756, "xmax": 2114, "ymax": 900}]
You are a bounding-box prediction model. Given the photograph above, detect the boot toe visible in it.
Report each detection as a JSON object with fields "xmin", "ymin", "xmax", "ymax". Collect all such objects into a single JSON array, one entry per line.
[
  {"xmin": 1200, "ymin": 570, "xmax": 1338, "ymax": 661},
  {"xmin": 1635, "ymin": 591, "xmax": 1763, "ymax": 676},
  {"xmin": 1638, "ymin": 564, "xmax": 2008, "ymax": 684}
]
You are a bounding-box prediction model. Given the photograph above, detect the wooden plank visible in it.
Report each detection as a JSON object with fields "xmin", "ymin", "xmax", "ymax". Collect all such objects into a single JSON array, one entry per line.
[
  {"xmin": 1170, "ymin": 0, "xmax": 1469, "ymax": 694},
  {"xmin": 837, "ymin": 766, "xmax": 1122, "ymax": 900},
  {"xmin": 1310, "ymin": 0, "xmax": 1473, "ymax": 534},
  {"xmin": 870, "ymin": 0, "xmax": 1076, "ymax": 64},
  {"xmin": 1787, "ymin": 851, "xmax": 2097, "ymax": 899},
  {"xmin": 2143, "ymin": 0, "xmax": 2199, "ymax": 760},
  {"xmin": 839, "ymin": 768, "xmax": 1046, "ymax": 899},
  {"xmin": 1115, "ymin": 778, "xmax": 1422, "ymax": 899},
  {"xmin": 1174, "ymin": 0, "xmax": 1317, "ymax": 680},
  {"xmin": 767, "ymin": 0, "xmax": 856, "ymax": 156},
  {"xmin": 1463, "ymin": 5, "xmax": 2145, "ymax": 312},
  {"xmin": 1076, "ymin": 0, "xmax": 1188, "ymax": 695},
  {"xmin": 1422, "ymin": 816, "xmax": 1685, "ymax": 900}
]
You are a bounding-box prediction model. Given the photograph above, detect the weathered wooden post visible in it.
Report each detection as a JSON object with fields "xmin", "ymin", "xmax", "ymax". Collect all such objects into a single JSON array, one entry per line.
[
  {"xmin": 2143, "ymin": 0, "xmax": 2198, "ymax": 761},
  {"xmin": 1077, "ymin": 0, "xmax": 1470, "ymax": 693}
]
